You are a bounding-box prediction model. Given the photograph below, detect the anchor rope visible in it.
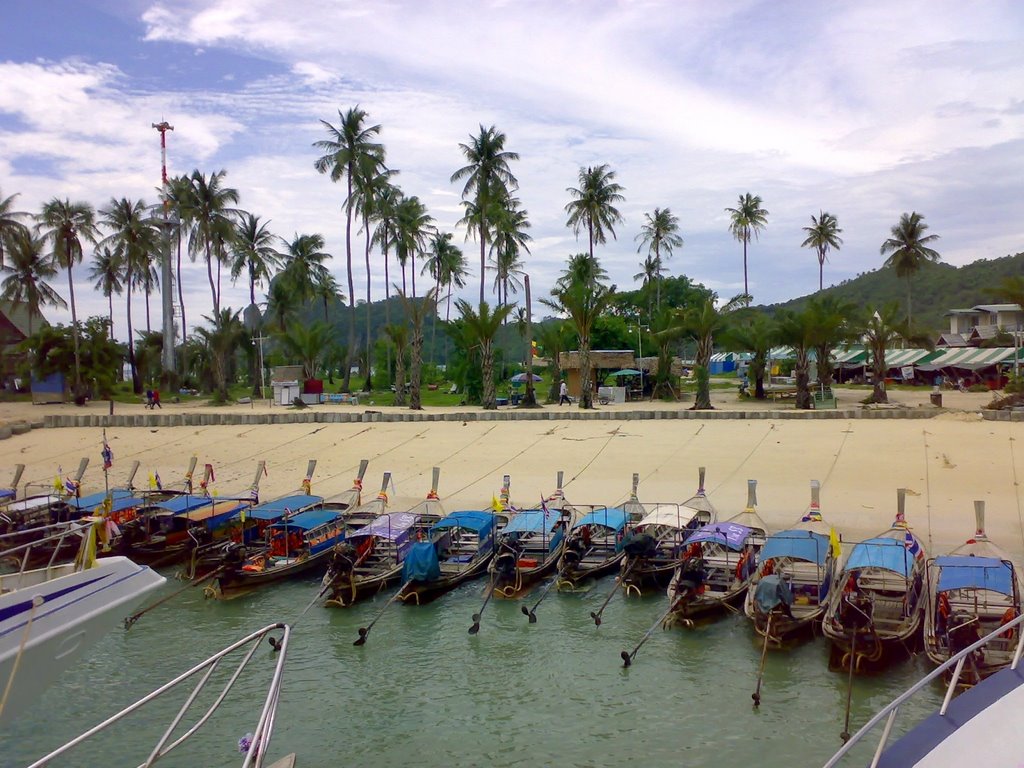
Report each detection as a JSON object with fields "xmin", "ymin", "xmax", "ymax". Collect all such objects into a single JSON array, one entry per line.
[
  {"xmin": 922, "ymin": 429, "xmax": 935, "ymax": 551},
  {"xmin": 709, "ymin": 424, "xmax": 777, "ymax": 495},
  {"xmin": 1009, "ymin": 429, "xmax": 1024, "ymax": 552},
  {"xmin": 819, "ymin": 421, "xmax": 854, "ymax": 489}
]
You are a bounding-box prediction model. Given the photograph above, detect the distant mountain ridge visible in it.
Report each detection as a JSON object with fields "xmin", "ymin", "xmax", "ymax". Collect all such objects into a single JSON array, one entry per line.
[{"xmin": 761, "ymin": 252, "xmax": 1024, "ymax": 332}]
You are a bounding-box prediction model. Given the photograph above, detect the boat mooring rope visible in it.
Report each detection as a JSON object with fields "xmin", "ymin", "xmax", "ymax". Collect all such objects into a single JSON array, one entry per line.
[
  {"xmin": 922, "ymin": 429, "xmax": 934, "ymax": 552},
  {"xmin": 709, "ymin": 424, "xmax": 776, "ymax": 495},
  {"xmin": 1009, "ymin": 430, "xmax": 1024, "ymax": 552},
  {"xmin": 819, "ymin": 421, "xmax": 854, "ymax": 489},
  {"xmin": 610, "ymin": 424, "xmax": 706, "ymax": 507},
  {"xmin": 0, "ymin": 595, "xmax": 43, "ymax": 720}
]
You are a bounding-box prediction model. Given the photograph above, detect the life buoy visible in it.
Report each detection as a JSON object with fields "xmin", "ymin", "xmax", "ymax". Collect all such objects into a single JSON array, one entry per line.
[{"xmin": 1000, "ymin": 607, "xmax": 1017, "ymax": 639}]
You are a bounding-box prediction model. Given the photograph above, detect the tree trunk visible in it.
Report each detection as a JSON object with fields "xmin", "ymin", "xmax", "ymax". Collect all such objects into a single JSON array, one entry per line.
[
  {"xmin": 815, "ymin": 344, "xmax": 835, "ymax": 388},
  {"xmin": 176, "ymin": 230, "xmax": 187, "ymax": 343},
  {"xmin": 521, "ymin": 275, "xmax": 537, "ymax": 407},
  {"xmin": 870, "ymin": 348, "xmax": 888, "ymax": 403},
  {"xmin": 126, "ymin": 268, "xmax": 140, "ymax": 394},
  {"xmin": 393, "ymin": 343, "xmax": 406, "ymax": 407},
  {"xmin": 906, "ymin": 276, "xmax": 913, "ymax": 326},
  {"xmin": 409, "ymin": 328, "xmax": 423, "ymax": 410},
  {"xmin": 819, "ymin": 252, "xmax": 824, "ymax": 292},
  {"xmin": 343, "ymin": 174, "xmax": 356, "ymax": 393},
  {"xmin": 66, "ymin": 259, "xmax": 82, "ymax": 394},
  {"xmin": 364, "ymin": 213, "xmax": 373, "ymax": 392},
  {"xmin": 108, "ymin": 295, "xmax": 114, "ymax": 341},
  {"xmin": 752, "ymin": 351, "xmax": 767, "ymax": 399},
  {"xmin": 481, "ymin": 341, "xmax": 496, "ymax": 409},
  {"xmin": 411, "ymin": 252, "xmax": 417, "ymax": 298},
  {"xmin": 479, "ymin": 226, "xmax": 486, "ymax": 307},
  {"xmin": 692, "ymin": 334, "xmax": 713, "ymax": 409},
  {"xmin": 145, "ymin": 289, "xmax": 152, "ymax": 333},
  {"xmin": 578, "ymin": 336, "xmax": 593, "ymax": 409},
  {"xmin": 205, "ymin": 242, "xmax": 218, "ymax": 316},
  {"xmin": 742, "ymin": 235, "xmax": 749, "ymax": 297},
  {"xmin": 795, "ymin": 349, "xmax": 812, "ymax": 409}
]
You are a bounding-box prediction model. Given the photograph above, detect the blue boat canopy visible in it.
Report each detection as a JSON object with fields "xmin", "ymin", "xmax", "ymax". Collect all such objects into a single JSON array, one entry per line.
[
  {"xmin": 156, "ymin": 495, "xmax": 214, "ymax": 514},
  {"xmin": 501, "ymin": 508, "xmax": 557, "ymax": 535},
  {"xmin": 573, "ymin": 508, "xmax": 628, "ymax": 533},
  {"xmin": 432, "ymin": 510, "xmax": 495, "ymax": 537},
  {"xmin": 936, "ymin": 555, "xmax": 1016, "ymax": 596},
  {"xmin": 68, "ymin": 489, "xmax": 135, "ymax": 511},
  {"xmin": 845, "ymin": 537, "xmax": 914, "ymax": 576},
  {"xmin": 248, "ymin": 494, "xmax": 323, "ymax": 521},
  {"xmin": 402, "ymin": 541, "xmax": 441, "ymax": 582},
  {"xmin": 268, "ymin": 508, "xmax": 340, "ymax": 531},
  {"xmin": 761, "ymin": 529, "xmax": 830, "ymax": 566},
  {"xmin": 687, "ymin": 522, "xmax": 754, "ymax": 551}
]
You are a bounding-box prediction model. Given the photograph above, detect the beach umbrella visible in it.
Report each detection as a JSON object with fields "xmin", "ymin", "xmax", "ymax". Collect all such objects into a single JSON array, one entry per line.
[
  {"xmin": 510, "ymin": 373, "xmax": 543, "ymax": 383},
  {"xmin": 611, "ymin": 369, "xmax": 641, "ymax": 377}
]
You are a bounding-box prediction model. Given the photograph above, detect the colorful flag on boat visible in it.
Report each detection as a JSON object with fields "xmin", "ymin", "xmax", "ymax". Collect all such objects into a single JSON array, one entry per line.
[
  {"xmin": 148, "ymin": 473, "xmax": 157, "ymax": 490},
  {"xmin": 491, "ymin": 495, "xmax": 503, "ymax": 513},
  {"xmin": 63, "ymin": 476, "xmax": 79, "ymax": 497},
  {"xmin": 249, "ymin": 487, "xmax": 259, "ymax": 505},
  {"xmin": 53, "ymin": 473, "xmax": 63, "ymax": 494},
  {"xmin": 828, "ymin": 527, "xmax": 842, "ymax": 559},
  {"xmin": 101, "ymin": 438, "xmax": 113, "ymax": 470},
  {"xmin": 801, "ymin": 504, "xmax": 822, "ymax": 523},
  {"xmin": 905, "ymin": 530, "xmax": 924, "ymax": 560}
]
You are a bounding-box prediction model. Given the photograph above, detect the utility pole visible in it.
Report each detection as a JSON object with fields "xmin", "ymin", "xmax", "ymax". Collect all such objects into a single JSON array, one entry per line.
[
  {"xmin": 252, "ymin": 333, "xmax": 269, "ymax": 401},
  {"xmin": 153, "ymin": 120, "xmax": 176, "ymax": 378}
]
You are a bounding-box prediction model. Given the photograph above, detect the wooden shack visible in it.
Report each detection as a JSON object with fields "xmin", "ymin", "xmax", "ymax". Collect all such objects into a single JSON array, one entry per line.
[{"xmin": 557, "ymin": 349, "xmax": 635, "ymax": 398}]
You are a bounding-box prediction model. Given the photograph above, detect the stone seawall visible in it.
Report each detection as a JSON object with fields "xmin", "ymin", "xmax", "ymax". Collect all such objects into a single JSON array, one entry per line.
[{"xmin": 28, "ymin": 407, "xmax": 961, "ymax": 430}]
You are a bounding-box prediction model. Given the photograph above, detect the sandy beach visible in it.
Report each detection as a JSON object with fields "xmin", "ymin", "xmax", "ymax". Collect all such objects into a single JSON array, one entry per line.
[{"xmin": 1, "ymin": 387, "xmax": 1021, "ymax": 563}]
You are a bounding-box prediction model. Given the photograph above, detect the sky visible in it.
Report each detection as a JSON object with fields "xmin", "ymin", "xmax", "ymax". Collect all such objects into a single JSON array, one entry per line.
[{"xmin": 2, "ymin": 0, "xmax": 1023, "ymax": 340}]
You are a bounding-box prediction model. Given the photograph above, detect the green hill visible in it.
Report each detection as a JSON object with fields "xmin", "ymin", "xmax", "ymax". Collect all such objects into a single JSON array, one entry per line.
[{"xmin": 762, "ymin": 252, "xmax": 1024, "ymax": 332}]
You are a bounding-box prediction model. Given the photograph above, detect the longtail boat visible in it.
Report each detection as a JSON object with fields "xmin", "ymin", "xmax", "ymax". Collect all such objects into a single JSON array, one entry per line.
[
  {"xmin": 489, "ymin": 472, "xmax": 573, "ymax": 599},
  {"xmin": 743, "ymin": 480, "xmax": 841, "ymax": 641},
  {"xmin": 664, "ymin": 479, "xmax": 768, "ymax": 627},
  {"xmin": 397, "ymin": 509, "xmax": 500, "ymax": 605},
  {"xmin": 620, "ymin": 467, "xmax": 717, "ymax": 595},
  {"xmin": 923, "ymin": 500, "xmax": 1023, "ymax": 683},
  {"xmin": 555, "ymin": 506, "xmax": 629, "ymax": 591},
  {"xmin": 823, "ymin": 488, "xmax": 928, "ymax": 672},
  {"xmin": 323, "ymin": 468, "xmax": 445, "ymax": 607}
]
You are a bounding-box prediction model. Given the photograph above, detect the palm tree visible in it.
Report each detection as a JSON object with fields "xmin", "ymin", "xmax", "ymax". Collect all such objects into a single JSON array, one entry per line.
[
  {"xmin": 137, "ymin": 249, "xmax": 159, "ymax": 333},
  {"xmin": 635, "ymin": 207, "xmax": 683, "ymax": 311},
  {"xmin": 266, "ymin": 278, "xmax": 300, "ymax": 333},
  {"xmin": 535, "ymin": 321, "xmax": 571, "ymax": 404},
  {"xmin": 543, "ymin": 269, "xmax": 615, "ymax": 409},
  {"xmin": 807, "ymin": 295, "xmax": 857, "ymax": 389},
  {"xmin": 455, "ymin": 299, "xmax": 514, "ymax": 409},
  {"xmin": 557, "ymin": 252, "xmax": 609, "ymax": 291},
  {"xmin": 633, "ymin": 255, "xmax": 660, "ymax": 319},
  {"xmin": 166, "ymin": 174, "xmax": 195, "ymax": 340},
  {"xmin": 0, "ymin": 230, "xmax": 65, "ymax": 335},
  {"xmin": 451, "ymin": 125, "xmax": 519, "ymax": 305},
  {"xmin": 313, "ymin": 274, "xmax": 343, "ymax": 323},
  {"xmin": 858, "ymin": 303, "xmax": 934, "ymax": 404},
  {"xmin": 647, "ymin": 307, "xmax": 687, "ymax": 400},
  {"xmin": 371, "ymin": 182, "xmax": 402, "ymax": 328},
  {"xmin": 186, "ymin": 170, "xmax": 239, "ymax": 316},
  {"xmin": 397, "ymin": 288, "xmax": 437, "ymax": 410},
  {"xmin": 230, "ymin": 213, "xmax": 282, "ymax": 307},
  {"xmin": 0, "ymin": 188, "xmax": 29, "ymax": 268},
  {"xmin": 279, "ymin": 233, "xmax": 332, "ymax": 302},
  {"xmin": 489, "ymin": 197, "xmax": 531, "ymax": 308},
  {"xmin": 314, "ymin": 106, "xmax": 384, "ymax": 393},
  {"xmin": 684, "ymin": 294, "xmax": 748, "ymax": 409},
  {"xmin": 383, "ymin": 323, "xmax": 409, "ymax": 406},
  {"xmin": 98, "ymin": 197, "xmax": 158, "ymax": 394},
  {"xmin": 394, "ymin": 195, "xmax": 433, "ymax": 297},
  {"xmin": 725, "ymin": 192, "xmax": 769, "ymax": 298},
  {"xmin": 723, "ymin": 311, "xmax": 776, "ymax": 400},
  {"xmin": 37, "ymin": 198, "xmax": 100, "ymax": 394},
  {"xmin": 801, "ymin": 211, "xmax": 843, "ymax": 292},
  {"xmin": 88, "ymin": 246, "xmax": 124, "ymax": 340},
  {"xmin": 880, "ymin": 211, "xmax": 941, "ymax": 325},
  {"xmin": 276, "ymin": 322, "xmax": 332, "ymax": 382},
  {"xmin": 774, "ymin": 307, "xmax": 819, "ymax": 409},
  {"xmin": 194, "ymin": 308, "xmax": 245, "ymax": 401},
  {"xmin": 564, "ymin": 165, "xmax": 625, "ymax": 262}
]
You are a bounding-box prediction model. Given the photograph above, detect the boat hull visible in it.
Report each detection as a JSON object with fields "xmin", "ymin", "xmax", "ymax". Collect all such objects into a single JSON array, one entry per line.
[
  {"xmin": 213, "ymin": 548, "xmax": 332, "ymax": 598},
  {"xmin": 0, "ymin": 557, "xmax": 165, "ymax": 725},
  {"xmin": 398, "ymin": 553, "xmax": 492, "ymax": 605}
]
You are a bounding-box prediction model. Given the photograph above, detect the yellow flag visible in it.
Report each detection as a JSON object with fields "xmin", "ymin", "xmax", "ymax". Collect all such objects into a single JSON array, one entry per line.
[
  {"xmin": 491, "ymin": 495, "xmax": 503, "ymax": 513},
  {"xmin": 829, "ymin": 527, "xmax": 842, "ymax": 559},
  {"xmin": 148, "ymin": 473, "xmax": 157, "ymax": 490},
  {"xmin": 53, "ymin": 475, "xmax": 63, "ymax": 493}
]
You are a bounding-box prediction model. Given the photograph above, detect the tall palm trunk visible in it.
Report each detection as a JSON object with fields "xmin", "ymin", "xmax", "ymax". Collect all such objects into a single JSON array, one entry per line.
[
  {"xmin": 870, "ymin": 347, "xmax": 888, "ymax": 404},
  {"xmin": 176, "ymin": 231, "xmax": 187, "ymax": 342},
  {"xmin": 479, "ymin": 231, "xmax": 486, "ymax": 306},
  {"xmin": 392, "ymin": 340, "xmax": 407, "ymax": 407},
  {"xmin": 409, "ymin": 324, "xmax": 423, "ymax": 410},
  {"xmin": 794, "ymin": 349, "xmax": 811, "ymax": 409},
  {"xmin": 742, "ymin": 235, "xmax": 749, "ymax": 297},
  {"xmin": 818, "ymin": 249, "xmax": 824, "ymax": 292},
  {"xmin": 108, "ymin": 295, "xmax": 115, "ymax": 341},
  {"xmin": 411, "ymin": 252, "xmax": 417, "ymax": 298},
  {"xmin": 364, "ymin": 212, "xmax": 373, "ymax": 391},
  {"xmin": 65, "ymin": 256, "xmax": 82, "ymax": 392},
  {"xmin": 343, "ymin": 175, "xmax": 356, "ymax": 392},
  {"xmin": 655, "ymin": 244, "xmax": 662, "ymax": 312},
  {"xmin": 481, "ymin": 340, "xmax": 496, "ymax": 409},
  {"xmin": 145, "ymin": 289, "xmax": 152, "ymax": 333},
  {"xmin": 578, "ymin": 336, "xmax": 592, "ymax": 409},
  {"xmin": 205, "ymin": 243, "xmax": 218, "ymax": 316},
  {"xmin": 125, "ymin": 264, "xmax": 140, "ymax": 394},
  {"xmin": 905, "ymin": 277, "xmax": 913, "ymax": 325},
  {"xmin": 693, "ymin": 334, "xmax": 713, "ymax": 409}
]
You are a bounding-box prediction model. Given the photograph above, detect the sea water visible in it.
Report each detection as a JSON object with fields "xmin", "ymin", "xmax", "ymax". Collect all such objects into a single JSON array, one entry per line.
[{"xmin": 3, "ymin": 573, "xmax": 944, "ymax": 768}]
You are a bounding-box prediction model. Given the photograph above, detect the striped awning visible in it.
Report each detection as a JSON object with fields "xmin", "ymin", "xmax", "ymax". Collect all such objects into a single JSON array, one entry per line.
[
  {"xmin": 921, "ymin": 347, "xmax": 1019, "ymax": 370},
  {"xmin": 881, "ymin": 349, "xmax": 939, "ymax": 368}
]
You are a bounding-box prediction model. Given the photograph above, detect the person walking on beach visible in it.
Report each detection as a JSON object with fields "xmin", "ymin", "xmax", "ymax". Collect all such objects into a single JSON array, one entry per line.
[
  {"xmin": 152, "ymin": 389, "xmax": 162, "ymax": 409},
  {"xmin": 559, "ymin": 380, "xmax": 571, "ymax": 406},
  {"xmin": 145, "ymin": 388, "xmax": 154, "ymax": 409}
]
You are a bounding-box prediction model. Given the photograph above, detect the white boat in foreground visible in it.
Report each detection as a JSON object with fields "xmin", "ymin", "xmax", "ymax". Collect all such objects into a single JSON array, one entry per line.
[
  {"xmin": 0, "ymin": 519, "xmax": 165, "ymax": 725},
  {"xmin": 24, "ymin": 623, "xmax": 295, "ymax": 768},
  {"xmin": 823, "ymin": 611, "xmax": 1024, "ymax": 768}
]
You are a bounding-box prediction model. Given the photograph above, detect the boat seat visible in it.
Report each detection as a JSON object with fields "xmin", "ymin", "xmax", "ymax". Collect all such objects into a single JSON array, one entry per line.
[{"xmin": 447, "ymin": 554, "xmax": 474, "ymax": 563}]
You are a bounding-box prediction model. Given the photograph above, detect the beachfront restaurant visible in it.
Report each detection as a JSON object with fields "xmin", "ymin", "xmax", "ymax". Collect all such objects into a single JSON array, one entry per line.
[{"xmin": 559, "ymin": 350, "xmax": 637, "ymax": 400}]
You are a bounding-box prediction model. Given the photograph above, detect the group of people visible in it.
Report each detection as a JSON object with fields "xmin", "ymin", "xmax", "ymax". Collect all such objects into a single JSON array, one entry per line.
[{"xmin": 145, "ymin": 388, "xmax": 162, "ymax": 409}]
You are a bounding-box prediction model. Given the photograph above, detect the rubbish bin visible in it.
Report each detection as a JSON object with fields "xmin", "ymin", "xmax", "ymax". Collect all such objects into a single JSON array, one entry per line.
[{"xmin": 930, "ymin": 392, "xmax": 942, "ymax": 407}]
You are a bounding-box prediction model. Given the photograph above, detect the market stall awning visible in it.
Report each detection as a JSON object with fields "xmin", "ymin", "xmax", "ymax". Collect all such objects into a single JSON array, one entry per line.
[{"xmin": 916, "ymin": 347, "xmax": 1018, "ymax": 371}]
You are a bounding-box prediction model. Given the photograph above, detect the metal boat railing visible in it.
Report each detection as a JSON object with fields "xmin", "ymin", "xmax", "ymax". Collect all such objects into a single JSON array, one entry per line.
[
  {"xmin": 823, "ymin": 610, "xmax": 1024, "ymax": 767},
  {"xmin": 0, "ymin": 521, "xmax": 88, "ymax": 587},
  {"xmin": 25, "ymin": 623, "xmax": 291, "ymax": 768}
]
